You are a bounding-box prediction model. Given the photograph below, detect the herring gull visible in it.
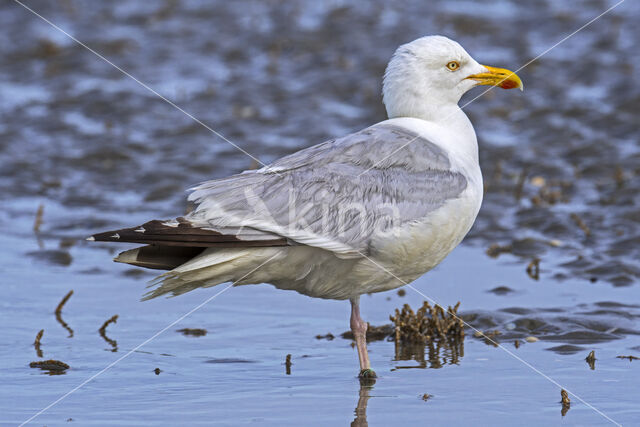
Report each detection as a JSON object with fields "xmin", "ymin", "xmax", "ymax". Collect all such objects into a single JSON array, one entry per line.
[{"xmin": 89, "ymin": 35, "xmax": 522, "ymax": 378}]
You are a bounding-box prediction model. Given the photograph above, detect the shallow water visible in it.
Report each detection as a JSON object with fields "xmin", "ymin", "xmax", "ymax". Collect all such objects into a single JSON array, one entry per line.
[{"xmin": 1, "ymin": 0, "xmax": 639, "ymax": 425}]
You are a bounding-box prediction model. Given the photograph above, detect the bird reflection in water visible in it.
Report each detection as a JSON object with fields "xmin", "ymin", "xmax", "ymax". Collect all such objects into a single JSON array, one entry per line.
[
  {"xmin": 351, "ymin": 377, "xmax": 376, "ymax": 427},
  {"xmin": 349, "ymin": 331, "xmax": 463, "ymax": 426}
]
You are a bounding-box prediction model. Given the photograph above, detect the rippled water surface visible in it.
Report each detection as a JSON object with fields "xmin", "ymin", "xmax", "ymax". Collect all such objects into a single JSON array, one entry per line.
[{"xmin": 1, "ymin": 0, "xmax": 639, "ymax": 425}]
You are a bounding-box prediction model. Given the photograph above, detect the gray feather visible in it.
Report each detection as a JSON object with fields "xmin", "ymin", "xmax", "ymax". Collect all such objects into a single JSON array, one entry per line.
[{"xmin": 187, "ymin": 123, "xmax": 467, "ymax": 256}]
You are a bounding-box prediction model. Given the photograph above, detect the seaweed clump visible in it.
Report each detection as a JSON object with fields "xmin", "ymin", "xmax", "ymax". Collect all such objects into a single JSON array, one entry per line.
[
  {"xmin": 390, "ymin": 301, "xmax": 465, "ymax": 368},
  {"xmin": 391, "ymin": 301, "xmax": 464, "ymax": 343},
  {"xmin": 29, "ymin": 360, "xmax": 69, "ymax": 375}
]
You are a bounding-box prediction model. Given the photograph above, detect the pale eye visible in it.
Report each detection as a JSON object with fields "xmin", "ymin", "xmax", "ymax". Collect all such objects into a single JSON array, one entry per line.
[{"xmin": 446, "ymin": 61, "xmax": 460, "ymax": 71}]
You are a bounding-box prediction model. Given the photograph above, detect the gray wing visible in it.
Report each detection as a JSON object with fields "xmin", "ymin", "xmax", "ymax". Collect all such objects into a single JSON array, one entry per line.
[{"xmin": 187, "ymin": 123, "xmax": 467, "ymax": 257}]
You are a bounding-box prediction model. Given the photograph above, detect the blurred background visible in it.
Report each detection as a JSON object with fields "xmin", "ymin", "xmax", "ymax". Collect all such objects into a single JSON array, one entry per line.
[{"xmin": 1, "ymin": 0, "xmax": 638, "ymax": 425}]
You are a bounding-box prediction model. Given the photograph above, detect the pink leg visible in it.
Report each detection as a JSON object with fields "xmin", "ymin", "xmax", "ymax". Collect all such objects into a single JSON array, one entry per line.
[{"xmin": 350, "ymin": 297, "xmax": 376, "ymax": 378}]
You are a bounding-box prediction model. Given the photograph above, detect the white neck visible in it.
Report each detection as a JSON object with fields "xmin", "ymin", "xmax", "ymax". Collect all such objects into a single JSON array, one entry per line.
[
  {"xmin": 387, "ymin": 102, "xmax": 479, "ymax": 164},
  {"xmin": 437, "ymin": 105, "xmax": 479, "ymax": 164}
]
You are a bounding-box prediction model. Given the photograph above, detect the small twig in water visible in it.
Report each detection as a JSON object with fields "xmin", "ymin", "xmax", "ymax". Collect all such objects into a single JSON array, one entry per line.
[
  {"xmin": 616, "ymin": 355, "xmax": 639, "ymax": 361},
  {"xmin": 34, "ymin": 329, "xmax": 44, "ymax": 358},
  {"xmin": 33, "ymin": 204, "xmax": 44, "ymax": 232},
  {"xmin": 99, "ymin": 314, "xmax": 118, "ymax": 335},
  {"xmin": 55, "ymin": 290, "xmax": 73, "ymax": 315},
  {"xmin": 585, "ymin": 350, "xmax": 596, "ymax": 370},
  {"xmin": 99, "ymin": 315, "xmax": 119, "ymax": 352},
  {"xmin": 54, "ymin": 290, "xmax": 74, "ymax": 337},
  {"xmin": 285, "ymin": 354, "xmax": 292, "ymax": 375},
  {"xmin": 570, "ymin": 213, "xmax": 591, "ymax": 237},
  {"xmin": 560, "ymin": 389, "xmax": 571, "ymax": 416}
]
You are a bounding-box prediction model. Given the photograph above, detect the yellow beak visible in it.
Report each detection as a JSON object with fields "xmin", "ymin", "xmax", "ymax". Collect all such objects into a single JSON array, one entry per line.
[{"xmin": 466, "ymin": 65, "xmax": 523, "ymax": 91}]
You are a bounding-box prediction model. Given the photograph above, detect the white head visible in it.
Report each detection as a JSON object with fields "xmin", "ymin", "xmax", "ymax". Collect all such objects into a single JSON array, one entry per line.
[{"xmin": 382, "ymin": 35, "xmax": 522, "ymax": 122}]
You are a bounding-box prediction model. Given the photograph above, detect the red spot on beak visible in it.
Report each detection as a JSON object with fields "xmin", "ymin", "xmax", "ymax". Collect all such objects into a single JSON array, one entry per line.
[{"xmin": 500, "ymin": 79, "xmax": 519, "ymax": 90}]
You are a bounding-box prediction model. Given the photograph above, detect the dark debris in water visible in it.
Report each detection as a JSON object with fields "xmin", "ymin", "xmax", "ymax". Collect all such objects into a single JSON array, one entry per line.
[
  {"xmin": 526, "ymin": 258, "xmax": 540, "ymax": 280},
  {"xmin": 616, "ymin": 355, "xmax": 639, "ymax": 361},
  {"xmin": 99, "ymin": 314, "xmax": 118, "ymax": 334},
  {"xmin": 55, "ymin": 290, "xmax": 74, "ymax": 337},
  {"xmin": 177, "ymin": 328, "xmax": 207, "ymax": 337},
  {"xmin": 585, "ymin": 350, "xmax": 596, "ymax": 370},
  {"xmin": 55, "ymin": 290, "xmax": 73, "ymax": 315},
  {"xmin": 560, "ymin": 389, "xmax": 571, "ymax": 416},
  {"xmin": 315, "ymin": 332, "xmax": 335, "ymax": 340},
  {"xmin": 99, "ymin": 314, "xmax": 118, "ymax": 352},
  {"xmin": 285, "ymin": 354, "xmax": 292, "ymax": 375},
  {"xmin": 33, "ymin": 329, "xmax": 44, "ymax": 358},
  {"xmin": 30, "ymin": 359, "xmax": 69, "ymax": 374}
]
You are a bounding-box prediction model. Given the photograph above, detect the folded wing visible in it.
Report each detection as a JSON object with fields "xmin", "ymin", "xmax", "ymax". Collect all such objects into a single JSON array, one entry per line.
[
  {"xmin": 92, "ymin": 122, "xmax": 467, "ymax": 258},
  {"xmin": 185, "ymin": 122, "xmax": 467, "ymax": 257}
]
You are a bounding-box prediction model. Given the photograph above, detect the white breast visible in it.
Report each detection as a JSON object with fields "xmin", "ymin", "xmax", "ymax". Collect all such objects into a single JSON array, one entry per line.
[{"xmin": 351, "ymin": 115, "xmax": 484, "ymax": 293}]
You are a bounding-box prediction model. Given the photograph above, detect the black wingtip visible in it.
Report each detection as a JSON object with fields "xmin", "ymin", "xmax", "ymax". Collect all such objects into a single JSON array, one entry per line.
[
  {"xmin": 89, "ymin": 219, "xmax": 290, "ymax": 248},
  {"xmin": 90, "ymin": 230, "xmax": 126, "ymax": 243}
]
